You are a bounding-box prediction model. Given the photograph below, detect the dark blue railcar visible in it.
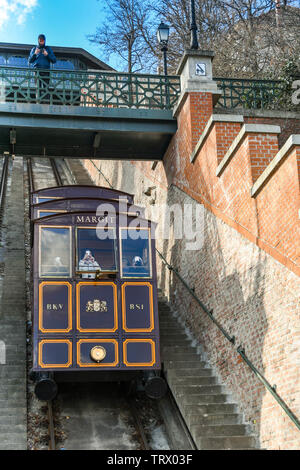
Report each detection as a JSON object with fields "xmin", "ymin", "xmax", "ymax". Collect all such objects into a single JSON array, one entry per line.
[{"xmin": 30, "ymin": 186, "xmax": 165, "ymax": 400}]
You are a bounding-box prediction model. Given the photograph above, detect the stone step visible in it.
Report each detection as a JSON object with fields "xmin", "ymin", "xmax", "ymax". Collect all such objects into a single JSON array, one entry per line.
[
  {"xmin": 159, "ymin": 327, "xmax": 185, "ymax": 335},
  {"xmin": 0, "ymin": 337, "xmax": 26, "ymax": 345},
  {"xmin": 158, "ymin": 295, "xmax": 257, "ymax": 449},
  {"xmin": 168, "ymin": 376, "xmax": 217, "ymax": 386},
  {"xmin": 0, "ymin": 408, "xmax": 27, "ymax": 417},
  {"xmin": 0, "ymin": 443, "xmax": 27, "ymax": 451},
  {"xmin": 162, "ymin": 345, "xmax": 198, "ymax": 354},
  {"xmin": 0, "ymin": 391, "xmax": 26, "ymax": 400},
  {"xmin": 197, "ymin": 435, "xmax": 257, "ymax": 450},
  {"xmin": 163, "ymin": 352, "xmax": 203, "ymax": 362},
  {"xmin": 177, "ymin": 392, "xmax": 229, "ymax": 405},
  {"xmin": 191, "ymin": 423, "xmax": 250, "ymax": 439},
  {"xmin": 160, "ymin": 331, "xmax": 190, "ymax": 339},
  {"xmin": 3, "ymin": 378, "xmax": 27, "ymax": 385},
  {"xmin": 0, "ymin": 367, "xmax": 25, "ymax": 376},
  {"xmin": 0, "ymin": 415, "xmax": 26, "ymax": 424},
  {"xmin": 160, "ymin": 327, "xmax": 188, "ymax": 334},
  {"xmin": 166, "ymin": 368, "xmax": 212, "ymax": 378},
  {"xmin": 0, "ymin": 360, "xmax": 26, "ymax": 367},
  {"xmin": 164, "ymin": 360, "xmax": 206, "ymax": 369},
  {"xmin": 188, "ymin": 413, "xmax": 241, "ymax": 427},
  {"xmin": 161, "ymin": 339, "xmax": 191, "ymax": 346},
  {"xmin": 183, "ymin": 403, "xmax": 238, "ymax": 417},
  {"xmin": 0, "ymin": 424, "xmax": 26, "ymax": 433},
  {"xmin": 172, "ymin": 384, "xmax": 224, "ymax": 396}
]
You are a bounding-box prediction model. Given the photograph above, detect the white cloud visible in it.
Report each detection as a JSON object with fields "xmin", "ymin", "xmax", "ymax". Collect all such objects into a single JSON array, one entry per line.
[{"xmin": 0, "ymin": 0, "xmax": 38, "ymax": 29}]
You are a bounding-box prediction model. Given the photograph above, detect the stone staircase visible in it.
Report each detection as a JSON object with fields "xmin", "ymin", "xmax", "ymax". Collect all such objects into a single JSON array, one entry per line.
[
  {"xmin": 158, "ymin": 294, "xmax": 258, "ymax": 450},
  {"xmin": 0, "ymin": 158, "xmax": 27, "ymax": 450}
]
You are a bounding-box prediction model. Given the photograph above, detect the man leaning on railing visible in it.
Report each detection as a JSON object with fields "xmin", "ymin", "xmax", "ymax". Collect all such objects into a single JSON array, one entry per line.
[{"xmin": 28, "ymin": 34, "xmax": 56, "ymax": 103}]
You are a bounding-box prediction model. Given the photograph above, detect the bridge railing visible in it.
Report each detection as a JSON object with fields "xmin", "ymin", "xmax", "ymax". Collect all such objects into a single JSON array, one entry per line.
[
  {"xmin": 0, "ymin": 66, "xmax": 294, "ymax": 111},
  {"xmin": 0, "ymin": 66, "xmax": 181, "ymax": 110},
  {"xmin": 215, "ymin": 77, "xmax": 287, "ymax": 110}
]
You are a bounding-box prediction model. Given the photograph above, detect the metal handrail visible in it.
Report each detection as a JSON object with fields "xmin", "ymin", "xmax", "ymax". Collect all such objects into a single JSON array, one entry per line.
[
  {"xmin": 0, "ymin": 65, "xmax": 294, "ymax": 110},
  {"xmin": 0, "ymin": 66, "xmax": 180, "ymax": 110},
  {"xmin": 215, "ymin": 77, "xmax": 286, "ymax": 110},
  {"xmin": 156, "ymin": 249, "xmax": 300, "ymax": 432}
]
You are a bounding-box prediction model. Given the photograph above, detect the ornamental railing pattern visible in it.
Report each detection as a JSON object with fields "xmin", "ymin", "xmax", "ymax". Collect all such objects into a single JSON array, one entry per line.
[
  {"xmin": 0, "ymin": 66, "xmax": 181, "ymax": 110},
  {"xmin": 215, "ymin": 77, "xmax": 286, "ymax": 110},
  {"xmin": 0, "ymin": 67, "xmax": 293, "ymax": 111}
]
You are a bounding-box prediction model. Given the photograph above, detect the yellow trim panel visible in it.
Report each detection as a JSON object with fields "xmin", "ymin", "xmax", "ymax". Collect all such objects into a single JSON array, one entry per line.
[
  {"xmin": 77, "ymin": 339, "xmax": 119, "ymax": 368},
  {"xmin": 39, "ymin": 282, "xmax": 72, "ymax": 333},
  {"xmin": 38, "ymin": 339, "xmax": 72, "ymax": 369}
]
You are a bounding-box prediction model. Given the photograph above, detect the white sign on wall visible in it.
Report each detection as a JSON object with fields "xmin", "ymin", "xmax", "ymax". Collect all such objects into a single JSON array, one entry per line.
[{"xmin": 196, "ymin": 63, "xmax": 206, "ymax": 76}]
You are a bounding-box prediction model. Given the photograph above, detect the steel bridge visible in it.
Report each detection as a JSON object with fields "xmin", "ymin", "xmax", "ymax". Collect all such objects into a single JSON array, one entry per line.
[{"xmin": 0, "ymin": 66, "xmax": 285, "ymax": 159}]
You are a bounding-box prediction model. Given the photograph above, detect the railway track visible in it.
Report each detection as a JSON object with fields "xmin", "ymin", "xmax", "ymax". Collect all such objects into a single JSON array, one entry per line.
[
  {"xmin": 0, "ymin": 154, "xmax": 9, "ymax": 213},
  {"xmin": 26, "ymin": 156, "xmax": 194, "ymax": 451}
]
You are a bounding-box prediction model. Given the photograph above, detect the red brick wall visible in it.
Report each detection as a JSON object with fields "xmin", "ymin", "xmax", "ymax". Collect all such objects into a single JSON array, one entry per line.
[
  {"xmin": 215, "ymin": 122, "xmax": 242, "ymax": 164},
  {"xmin": 245, "ymin": 116, "xmax": 300, "ymax": 148},
  {"xmin": 82, "ymin": 91, "xmax": 300, "ymax": 449}
]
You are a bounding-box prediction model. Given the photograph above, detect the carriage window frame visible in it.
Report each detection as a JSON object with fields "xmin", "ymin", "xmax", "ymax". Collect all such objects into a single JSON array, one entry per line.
[
  {"xmin": 39, "ymin": 225, "xmax": 72, "ymax": 279},
  {"xmin": 37, "ymin": 210, "xmax": 67, "ymax": 219},
  {"xmin": 35, "ymin": 196, "xmax": 63, "ymax": 204},
  {"xmin": 75, "ymin": 226, "xmax": 118, "ymax": 274},
  {"xmin": 120, "ymin": 227, "xmax": 152, "ymax": 279}
]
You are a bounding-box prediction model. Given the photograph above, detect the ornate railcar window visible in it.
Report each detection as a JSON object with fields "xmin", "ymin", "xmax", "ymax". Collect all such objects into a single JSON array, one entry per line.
[
  {"xmin": 120, "ymin": 228, "xmax": 152, "ymax": 279},
  {"xmin": 76, "ymin": 227, "xmax": 117, "ymax": 278},
  {"xmin": 39, "ymin": 227, "xmax": 71, "ymax": 278}
]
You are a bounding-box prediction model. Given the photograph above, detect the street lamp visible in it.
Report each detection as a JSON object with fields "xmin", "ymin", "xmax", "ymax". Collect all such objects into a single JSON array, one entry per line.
[
  {"xmin": 157, "ymin": 21, "xmax": 170, "ymax": 75},
  {"xmin": 190, "ymin": 0, "xmax": 199, "ymax": 50}
]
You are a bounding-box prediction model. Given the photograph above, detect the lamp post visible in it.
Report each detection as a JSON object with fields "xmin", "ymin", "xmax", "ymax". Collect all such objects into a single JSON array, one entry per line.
[
  {"xmin": 157, "ymin": 21, "xmax": 170, "ymax": 76},
  {"xmin": 190, "ymin": 0, "xmax": 199, "ymax": 50}
]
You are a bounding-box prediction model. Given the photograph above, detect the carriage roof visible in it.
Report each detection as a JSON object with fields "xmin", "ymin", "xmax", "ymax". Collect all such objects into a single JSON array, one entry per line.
[{"xmin": 31, "ymin": 185, "xmax": 134, "ymax": 204}]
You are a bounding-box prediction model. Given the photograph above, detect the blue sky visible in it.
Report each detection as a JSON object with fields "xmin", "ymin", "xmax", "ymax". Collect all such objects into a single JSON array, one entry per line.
[{"xmin": 0, "ymin": 0, "xmax": 109, "ymax": 64}]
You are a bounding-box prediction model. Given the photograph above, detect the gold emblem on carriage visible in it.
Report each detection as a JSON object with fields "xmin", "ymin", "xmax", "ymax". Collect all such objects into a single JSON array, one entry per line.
[{"xmin": 86, "ymin": 299, "xmax": 108, "ymax": 312}]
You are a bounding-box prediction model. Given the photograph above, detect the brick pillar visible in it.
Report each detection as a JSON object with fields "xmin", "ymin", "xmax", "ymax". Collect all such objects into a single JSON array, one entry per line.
[
  {"xmin": 246, "ymin": 132, "xmax": 279, "ymax": 183},
  {"xmin": 173, "ymin": 50, "xmax": 221, "ymax": 155}
]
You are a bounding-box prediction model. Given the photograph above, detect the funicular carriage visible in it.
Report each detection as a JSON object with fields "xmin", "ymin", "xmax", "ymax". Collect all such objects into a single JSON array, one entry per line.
[{"xmin": 30, "ymin": 185, "xmax": 165, "ymax": 400}]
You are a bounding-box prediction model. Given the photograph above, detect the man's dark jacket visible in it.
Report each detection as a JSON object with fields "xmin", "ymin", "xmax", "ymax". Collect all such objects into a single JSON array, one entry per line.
[{"xmin": 28, "ymin": 42, "xmax": 57, "ymax": 69}]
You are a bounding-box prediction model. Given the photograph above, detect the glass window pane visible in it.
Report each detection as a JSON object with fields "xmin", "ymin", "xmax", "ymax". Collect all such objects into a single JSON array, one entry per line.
[
  {"xmin": 40, "ymin": 227, "xmax": 71, "ymax": 277},
  {"xmin": 7, "ymin": 56, "xmax": 27, "ymax": 67},
  {"xmin": 36, "ymin": 197, "xmax": 62, "ymax": 204},
  {"xmin": 77, "ymin": 228, "xmax": 117, "ymax": 277},
  {"xmin": 0, "ymin": 56, "xmax": 6, "ymax": 66},
  {"xmin": 56, "ymin": 59, "xmax": 75, "ymax": 70},
  {"xmin": 121, "ymin": 228, "xmax": 151, "ymax": 278}
]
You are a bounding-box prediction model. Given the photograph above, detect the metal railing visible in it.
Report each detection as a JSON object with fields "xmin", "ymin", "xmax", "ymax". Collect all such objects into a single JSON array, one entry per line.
[
  {"xmin": 0, "ymin": 66, "xmax": 180, "ymax": 110},
  {"xmin": 215, "ymin": 77, "xmax": 286, "ymax": 110},
  {"xmin": 157, "ymin": 249, "xmax": 300, "ymax": 433},
  {"xmin": 0, "ymin": 66, "xmax": 295, "ymax": 111}
]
